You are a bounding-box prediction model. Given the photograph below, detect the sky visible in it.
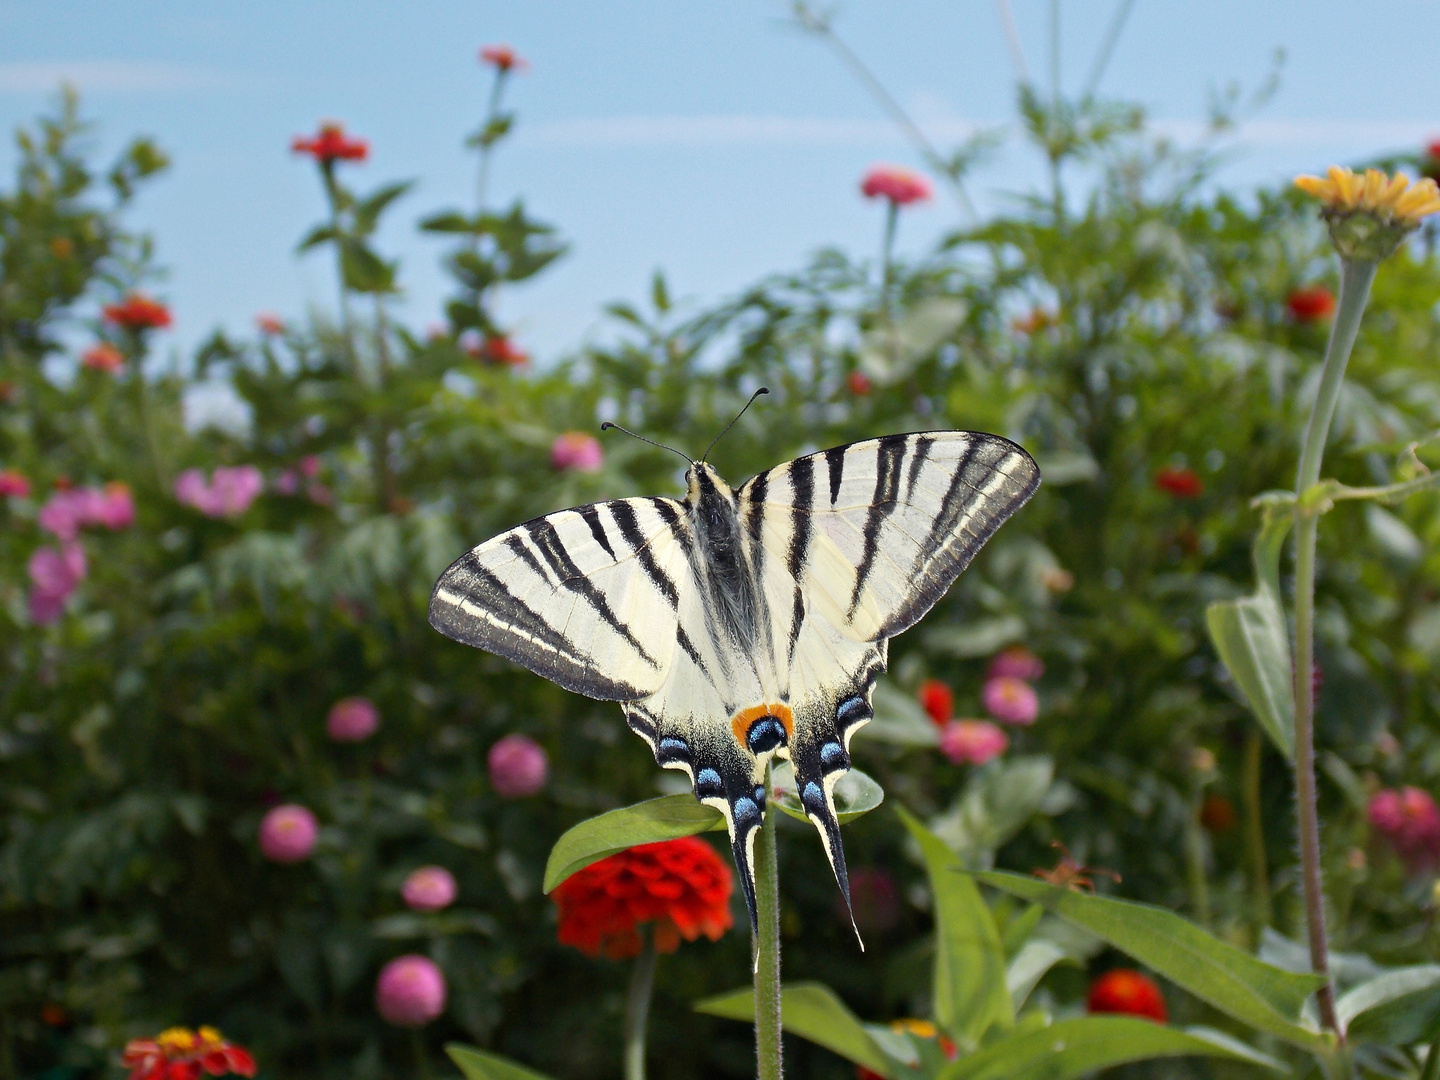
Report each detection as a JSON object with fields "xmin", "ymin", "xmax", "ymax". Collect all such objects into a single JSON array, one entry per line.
[{"xmin": 2, "ymin": 1, "xmax": 1438, "ymax": 368}]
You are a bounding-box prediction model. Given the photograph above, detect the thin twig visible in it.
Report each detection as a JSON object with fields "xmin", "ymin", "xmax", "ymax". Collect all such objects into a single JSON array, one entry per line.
[
  {"xmin": 993, "ymin": 0, "xmax": 1030, "ymax": 86},
  {"xmin": 1083, "ymin": 0, "xmax": 1136, "ymax": 100}
]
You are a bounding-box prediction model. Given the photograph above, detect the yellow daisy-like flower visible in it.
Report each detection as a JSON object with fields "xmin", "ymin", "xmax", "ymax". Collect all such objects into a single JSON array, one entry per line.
[{"xmin": 1294, "ymin": 166, "xmax": 1440, "ymax": 261}]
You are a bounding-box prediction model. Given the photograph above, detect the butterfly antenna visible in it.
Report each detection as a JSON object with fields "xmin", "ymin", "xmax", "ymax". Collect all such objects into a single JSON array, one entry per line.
[
  {"xmin": 598, "ymin": 422, "xmax": 694, "ymax": 466},
  {"xmin": 701, "ymin": 387, "xmax": 770, "ymax": 462}
]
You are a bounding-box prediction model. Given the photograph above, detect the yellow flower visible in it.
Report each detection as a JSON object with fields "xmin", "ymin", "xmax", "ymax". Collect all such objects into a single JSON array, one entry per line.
[{"xmin": 1294, "ymin": 166, "xmax": 1440, "ymax": 261}]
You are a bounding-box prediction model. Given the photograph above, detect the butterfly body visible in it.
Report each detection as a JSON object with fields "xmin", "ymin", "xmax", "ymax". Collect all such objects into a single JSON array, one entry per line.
[{"xmin": 430, "ymin": 431, "xmax": 1040, "ymax": 931}]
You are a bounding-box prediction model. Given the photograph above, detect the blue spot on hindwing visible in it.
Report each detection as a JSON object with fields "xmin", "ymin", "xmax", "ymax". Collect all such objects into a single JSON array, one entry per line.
[
  {"xmin": 820, "ymin": 740, "xmax": 847, "ymax": 771},
  {"xmin": 695, "ymin": 768, "xmax": 723, "ymax": 799},
  {"xmin": 732, "ymin": 796, "xmax": 760, "ymax": 823},
  {"xmin": 836, "ymin": 695, "xmax": 869, "ymax": 726},
  {"xmin": 801, "ymin": 781, "xmax": 827, "ymax": 815}
]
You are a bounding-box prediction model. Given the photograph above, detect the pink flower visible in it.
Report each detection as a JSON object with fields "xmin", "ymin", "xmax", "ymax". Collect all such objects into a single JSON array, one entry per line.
[
  {"xmin": 375, "ymin": 955, "xmax": 447, "ymax": 1027},
  {"xmin": 939, "ymin": 719, "xmax": 1009, "ymax": 765},
  {"xmin": 258, "ymin": 804, "xmax": 318, "ymax": 863},
  {"xmin": 402, "ymin": 866, "xmax": 458, "ymax": 912},
  {"xmin": 81, "ymin": 343, "xmax": 125, "ymax": 373},
  {"xmin": 273, "ymin": 470, "xmax": 300, "ymax": 495},
  {"xmin": 97, "ymin": 482, "xmax": 135, "ymax": 530},
  {"xmin": 307, "ymin": 483, "xmax": 333, "ymax": 506},
  {"xmin": 27, "ymin": 543, "xmax": 87, "ymax": 624},
  {"xmin": 175, "ymin": 466, "xmax": 264, "ymax": 518},
  {"xmin": 987, "ymin": 645, "xmax": 1044, "ymax": 682},
  {"xmin": 1369, "ymin": 787, "xmax": 1440, "ymax": 874},
  {"xmin": 551, "ymin": 432, "xmax": 604, "ymax": 473},
  {"xmin": 299, "ymin": 455, "xmax": 322, "ymax": 478},
  {"xmin": 38, "ymin": 489, "xmax": 91, "ymax": 541},
  {"xmin": 982, "ymin": 676, "xmax": 1039, "ymax": 725},
  {"xmin": 860, "ymin": 164, "xmax": 933, "ymax": 206},
  {"xmin": 0, "ymin": 469, "xmax": 30, "ymax": 497},
  {"xmin": 255, "ymin": 313, "xmax": 285, "ymax": 336},
  {"xmin": 488, "ymin": 733, "xmax": 549, "ymax": 798},
  {"xmin": 326, "ymin": 696, "xmax": 379, "ymax": 742}
]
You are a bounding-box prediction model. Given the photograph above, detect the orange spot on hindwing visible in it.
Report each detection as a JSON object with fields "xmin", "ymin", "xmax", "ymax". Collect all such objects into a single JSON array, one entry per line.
[{"xmin": 732, "ymin": 703, "xmax": 794, "ymax": 755}]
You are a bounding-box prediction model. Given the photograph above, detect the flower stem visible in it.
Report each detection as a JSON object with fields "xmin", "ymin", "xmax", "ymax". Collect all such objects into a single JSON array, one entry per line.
[
  {"xmin": 624, "ymin": 928, "xmax": 658, "ymax": 1080},
  {"xmin": 411, "ymin": 1028, "xmax": 432, "ymax": 1080},
  {"xmin": 1241, "ymin": 729, "xmax": 1272, "ymax": 937},
  {"xmin": 1292, "ymin": 255, "xmax": 1376, "ymax": 1037},
  {"xmin": 754, "ymin": 780, "xmax": 783, "ymax": 1080}
]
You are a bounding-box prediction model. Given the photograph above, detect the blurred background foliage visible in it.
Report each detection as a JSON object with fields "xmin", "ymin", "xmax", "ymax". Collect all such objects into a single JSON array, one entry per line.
[{"xmin": 3, "ymin": 50, "xmax": 1440, "ymax": 1080}]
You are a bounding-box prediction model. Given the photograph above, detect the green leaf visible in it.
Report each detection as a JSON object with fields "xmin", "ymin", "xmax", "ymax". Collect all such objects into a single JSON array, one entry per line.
[
  {"xmin": 977, "ymin": 871, "xmax": 1328, "ymax": 1048},
  {"xmin": 296, "ymin": 224, "xmax": 339, "ymax": 252},
  {"xmin": 939, "ymin": 1017, "xmax": 1284, "ymax": 1080},
  {"xmin": 897, "ymin": 807, "xmax": 1012, "ymax": 1047},
  {"xmin": 770, "ymin": 762, "xmax": 884, "ymax": 824},
  {"xmin": 694, "ymin": 982, "xmax": 895, "ymax": 1078},
  {"xmin": 1337, "ymin": 965, "xmax": 1440, "ymax": 1046},
  {"xmin": 928, "ymin": 756, "xmax": 1055, "ymax": 868},
  {"xmin": 340, "ymin": 239, "xmax": 396, "ymax": 293},
  {"xmin": 1205, "ymin": 503, "xmax": 1295, "ymax": 758},
  {"xmin": 353, "ymin": 180, "xmax": 414, "ymax": 235},
  {"xmin": 447, "ymin": 1044, "xmax": 556, "ymax": 1080},
  {"xmin": 863, "ymin": 681, "xmax": 940, "ymax": 747},
  {"xmin": 1006, "ymin": 939, "xmax": 1070, "ymax": 1010},
  {"xmin": 543, "ymin": 795, "xmax": 723, "ymax": 893},
  {"xmin": 420, "ymin": 210, "xmax": 480, "ymax": 234}
]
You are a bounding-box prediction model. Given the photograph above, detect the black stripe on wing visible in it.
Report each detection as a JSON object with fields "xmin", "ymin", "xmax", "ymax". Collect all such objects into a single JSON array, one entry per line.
[{"xmin": 847, "ymin": 433, "xmax": 908, "ymax": 620}]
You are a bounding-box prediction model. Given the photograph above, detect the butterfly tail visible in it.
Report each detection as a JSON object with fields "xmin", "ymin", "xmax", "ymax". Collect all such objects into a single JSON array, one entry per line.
[{"xmin": 797, "ymin": 771, "xmax": 865, "ymax": 951}]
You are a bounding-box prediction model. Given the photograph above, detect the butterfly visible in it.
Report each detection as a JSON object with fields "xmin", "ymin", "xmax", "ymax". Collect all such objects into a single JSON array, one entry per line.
[{"xmin": 429, "ymin": 421, "xmax": 1039, "ymax": 935}]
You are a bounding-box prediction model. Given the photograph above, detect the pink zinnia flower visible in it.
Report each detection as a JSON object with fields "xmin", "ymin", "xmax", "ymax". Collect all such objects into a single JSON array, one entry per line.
[
  {"xmin": 375, "ymin": 955, "xmax": 447, "ymax": 1027},
  {"xmin": 982, "ymin": 676, "xmax": 1039, "ymax": 725},
  {"xmin": 488, "ymin": 733, "xmax": 549, "ymax": 798},
  {"xmin": 480, "ymin": 44, "xmax": 527, "ymax": 72},
  {"xmin": 258, "ymin": 804, "xmax": 318, "ymax": 863},
  {"xmin": 987, "ymin": 645, "xmax": 1044, "ymax": 682},
  {"xmin": 402, "ymin": 866, "xmax": 458, "ymax": 912},
  {"xmin": 0, "ymin": 468, "xmax": 30, "ymax": 497},
  {"xmin": 551, "ymin": 432, "xmax": 604, "ymax": 473},
  {"xmin": 860, "ymin": 164, "xmax": 933, "ymax": 206},
  {"xmin": 299, "ymin": 455, "xmax": 322, "ymax": 478},
  {"xmin": 27, "ymin": 543, "xmax": 87, "ymax": 624},
  {"xmin": 81, "ymin": 343, "xmax": 125, "ymax": 373},
  {"xmin": 939, "ymin": 719, "xmax": 1009, "ymax": 765},
  {"xmin": 97, "ymin": 482, "xmax": 135, "ymax": 530},
  {"xmin": 326, "ymin": 696, "xmax": 379, "ymax": 742},
  {"xmin": 1369, "ymin": 786, "xmax": 1440, "ymax": 874},
  {"xmin": 175, "ymin": 466, "xmax": 264, "ymax": 518}
]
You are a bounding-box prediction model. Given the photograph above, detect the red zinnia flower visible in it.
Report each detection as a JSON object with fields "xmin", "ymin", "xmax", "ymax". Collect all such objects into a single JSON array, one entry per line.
[
  {"xmin": 1087, "ymin": 969, "xmax": 1168, "ymax": 1023},
  {"xmin": 122, "ymin": 1026, "xmax": 256, "ymax": 1080},
  {"xmin": 82, "ymin": 343, "xmax": 125, "ymax": 372},
  {"xmin": 478, "ymin": 335, "xmax": 529, "ymax": 367},
  {"xmin": 1286, "ymin": 286, "xmax": 1335, "ymax": 323},
  {"xmin": 552, "ymin": 837, "xmax": 733, "ymax": 959},
  {"xmin": 860, "ymin": 164, "xmax": 932, "ymax": 206},
  {"xmin": 1423, "ymin": 139, "xmax": 1440, "ymax": 183},
  {"xmin": 918, "ymin": 679, "xmax": 953, "ymax": 727},
  {"xmin": 480, "ymin": 44, "xmax": 528, "ymax": 72},
  {"xmin": 291, "ymin": 123, "xmax": 369, "ymax": 165},
  {"xmin": 1154, "ymin": 467, "xmax": 1203, "ymax": 499},
  {"xmin": 847, "ymin": 371, "xmax": 872, "ymax": 396},
  {"xmin": 103, "ymin": 294, "xmax": 172, "ymax": 331}
]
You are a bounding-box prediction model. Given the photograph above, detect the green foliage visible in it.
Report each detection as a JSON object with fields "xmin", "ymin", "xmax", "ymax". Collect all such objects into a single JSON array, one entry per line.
[{"xmin": 543, "ymin": 796, "xmax": 725, "ymax": 894}]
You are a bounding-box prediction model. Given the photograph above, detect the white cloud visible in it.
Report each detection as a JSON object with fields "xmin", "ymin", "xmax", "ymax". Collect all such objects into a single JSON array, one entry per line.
[{"xmin": 0, "ymin": 60, "xmax": 230, "ymax": 94}]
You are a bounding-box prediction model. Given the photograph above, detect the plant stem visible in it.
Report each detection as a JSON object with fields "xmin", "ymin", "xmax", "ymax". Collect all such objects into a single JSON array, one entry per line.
[
  {"xmin": 624, "ymin": 929, "xmax": 659, "ymax": 1080},
  {"xmin": 411, "ymin": 1028, "xmax": 432, "ymax": 1080},
  {"xmin": 1184, "ymin": 780, "xmax": 1211, "ymax": 928},
  {"xmin": 1242, "ymin": 729, "xmax": 1272, "ymax": 938},
  {"xmin": 1292, "ymin": 255, "xmax": 1376, "ymax": 1036},
  {"xmin": 754, "ymin": 778, "xmax": 783, "ymax": 1080},
  {"xmin": 322, "ymin": 166, "xmax": 354, "ymax": 350}
]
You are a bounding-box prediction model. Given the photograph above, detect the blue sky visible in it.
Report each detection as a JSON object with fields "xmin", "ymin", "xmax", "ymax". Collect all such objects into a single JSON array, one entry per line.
[{"xmin": 2, "ymin": 1, "xmax": 1438, "ymax": 364}]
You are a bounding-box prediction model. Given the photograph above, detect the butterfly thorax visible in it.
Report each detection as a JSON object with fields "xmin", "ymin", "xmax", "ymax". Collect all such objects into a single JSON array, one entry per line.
[{"xmin": 685, "ymin": 463, "xmax": 761, "ymax": 660}]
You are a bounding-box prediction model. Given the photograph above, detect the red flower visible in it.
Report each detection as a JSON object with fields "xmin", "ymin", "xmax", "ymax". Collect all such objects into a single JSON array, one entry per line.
[
  {"xmin": 480, "ymin": 44, "xmax": 528, "ymax": 72},
  {"xmin": 847, "ymin": 371, "xmax": 872, "ymax": 396},
  {"xmin": 82, "ymin": 343, "xmax": 125, "ymax": 372},
  {"xmin": 1199, "ymin": 793, "xmax": 1237, "ymax": 833},
  {"xmin": 1154, "ymin": 467, "xmax": 1203, "ymax": 499},
  {"xmin": 1087, "ymin": 969, "xmax": 1168, "ymax": 1023},
  {"xmin": 255, "ymin": 313, "xmax": 285, "ymax": 336},
  {"xmin": 1286, "ymin": 286, "xmax": 1335, "ymax": 323},
  {"xmin": 122, "ymin": 1026, "xmax": 256, "ymax": 1080},
  {"xmin": 291, "ymin": 123, "xmax": 369, "ymax": 165},
  {"xmin": 103, "ymin": 294, "xmax": 171, "ymax": 331},
  {"xmin": 478, "ymin": 335, "xmax": 529, "ymax": 367},
  {"xmin": 860, "ymin": 164, "xmax": 932, "ymax": 206},
  {"xmin": 918, "ymin": 679, "xmax": 953, "ymax": 727},
  {"xmin": 1423, "ymin": 139, "xmax": 1440, "ymax": 182},
  {"xmin": 552, "ymin": 837, "xmax": 733, "ymax": 959},
  {"xmin": 0, "ymin": 469, "xmax": 30, "ymax": 497}
]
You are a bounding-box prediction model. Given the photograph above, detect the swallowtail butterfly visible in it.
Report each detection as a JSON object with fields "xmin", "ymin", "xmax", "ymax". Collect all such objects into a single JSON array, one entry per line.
[{"xmin": 429, "ymin": 419, "xmax": 1039, "ymax": 933}]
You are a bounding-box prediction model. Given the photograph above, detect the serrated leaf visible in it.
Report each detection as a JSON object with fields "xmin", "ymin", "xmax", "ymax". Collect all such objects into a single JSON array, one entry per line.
[
  {"xmin": 694, "ymin": 982, "xmax": 894, "ymax": 1077},
  {"xmin": 897, "ymin": 807, "xmax": 1012, "ymax": 1048},
  {"xmin": 770, "ymin": 762, "xmax": 884, "ymax": 824},
  {"xmin": 939, "ymin": 1017, "xmax": 1284, "ymax": 1080},
  {"xmin": 543, "ymin": 795, "xmax": 723, "ymax": 893},
  {"xmin": 977, "ymin": 871, "xmax": 1327, "ymax": 1049},
  {"xmin": 1205, "ymin": 504, "xmax": 1294, "ymax": 758},
  {"xmin": 447, "ymin": 1044, "xmax": 555, "ymax": 1080},
  {"xmin": 1337, "ymin": 965, "xmax": 1440, "ymax": 1046}
]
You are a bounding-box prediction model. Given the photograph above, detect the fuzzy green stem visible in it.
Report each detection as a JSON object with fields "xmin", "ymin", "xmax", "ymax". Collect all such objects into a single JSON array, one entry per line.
[
  {"xmin": 1292, "ymin": 256, "xmax": 1376, "ymax": 1037},
  {"xmin": 1184, "ymin": 782, "xmax": 1211, "ymax": 928},
  {"xmin": 412, "ymin": 1028, "xmax": 432, "ymax": 1080},
  {"xmin": 1242, "ymin": 729, "xmax": 1272, "ymax": 937},
  {"xmin": 754, "ymin": 784, "xmax": 782, "ymax": 1080},
  {"xmin": 624, "ymin": 929, "xmax": 658, "ymax": 1080},
  {"xmin": 322, "ymin": 164, "xmax": 354, "ymax": 347}
]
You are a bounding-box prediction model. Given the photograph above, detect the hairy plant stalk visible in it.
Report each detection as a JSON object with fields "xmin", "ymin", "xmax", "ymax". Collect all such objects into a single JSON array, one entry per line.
[
  {"xmin": 1183, "ymin": 785, "xmax": 1211, "ymax": 927},
  {"xmin": 1292, "ymin": 255, "xmax": 1376, "ymax": 1036},
  {"xmin": 624, "ymin": 929, "xmax": 658, "ymax": 1080},
  {"xmin": 1241, "ymin": 730, "xmax": 1271, "ymax": 936},
  {"xmin": 754, "ymin": 781, "xmax": 783, "ymax": 1080}
]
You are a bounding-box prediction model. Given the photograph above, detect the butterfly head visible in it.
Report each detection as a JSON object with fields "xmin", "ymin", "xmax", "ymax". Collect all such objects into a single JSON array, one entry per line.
[{"xmin": 684, "ymin": 461, "xmax": 734, "ymax": 505}]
